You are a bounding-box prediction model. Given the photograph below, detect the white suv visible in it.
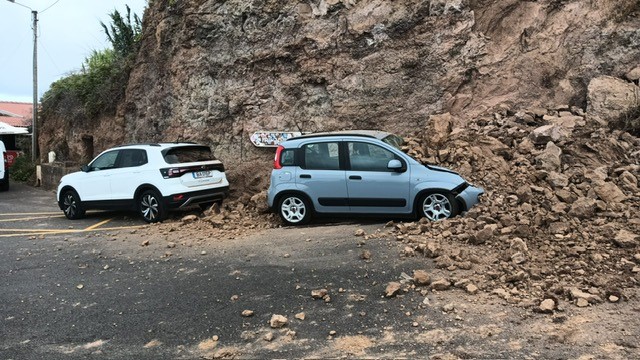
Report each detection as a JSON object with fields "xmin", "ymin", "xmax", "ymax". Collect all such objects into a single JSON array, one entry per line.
[
  {"xmin": 0, "ymin": 140, "xmax": 8, "ymax": 191},
  {"xmin": 57, "ymin": 143, "xmax": 229, "ymax": 222}
]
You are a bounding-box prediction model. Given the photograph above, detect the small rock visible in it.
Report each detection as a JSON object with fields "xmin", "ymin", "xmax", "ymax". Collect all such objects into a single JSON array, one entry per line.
[
  {"xmin": 269, "ymin": 314, "xmax": 288, "ymax": 328},
  {"xmin": 385, "ymin": 282, "xmax": 402, "ymax": 297},
  {"xmin": 263, "ymin": 332, "xmax": 274, "ymax": 342},
  {"xmin": 413, "ymin": 270, "xmax": 431, "ymax": 286},
  {"xmin": 295, "ymin": 312, "xmax": 305, "ymax": 321},
  {"xmin": 613, "ymin": 230, "xmax": 638, "ymax": 248},
  {"xmin": 569, "ymin": 287, "xmax": 602, "ymax": 304},
  {"xmin": 311, "ymin": 289, "xmax": 328, "ymax": 299},
  {"xmin": 241, "ymin": 310, "xmax": 254, "ymax": 317},
  {"xmin": 430, "ymin": 279, "xmax": 451, "ymax": 291},
  {"xmin": 470, "ymin": 225, "xmax": 494, "ymax": 245},
  {"xmin": 608, "ymin": 295, "xmax": 620, "ymax": 303},
  {"xmin": 329, "ymin": 330, "xmax": 337, "ymax": 336},
  {"xmin": 442, "ymin": 303, "xmax": 455, "ymax": 312},
  {"xmin": 167, "ymin": 242, "xmax": 176, "ymax": 248},
  {"xmin": 182, "ymin": 214, "xmax": 198, "ymax": 223},
  {"xmin": 354, "ymin": 229, "xmax": 366, "ymax": 237},
  {"xmin": 360, "ymin": 250, "xmax": 371, "ymax": 260},
  {"xmin": 576, "ymin": 298, "xmax": 589, "ymax": 307},
  {"xmin": 76, "ymin": 284, "xmax": 84, "ymax": 290},
  {"xmin": 465, "ymin": 284, "xmax": 478, "ymax": 295},
  {"xmin": 141, "ymin": 239, "xmax": 150, "ymax": 246},
  {"xmin": 511, "ymin": 252, "xmax": 527, "ymax": 265},
  {"xmin": 539, "ymin": 299, "xmax": 555, "ymax": 313},
  {"xmin": 201, "ymin": 251, "xmax": 207, "ymax": 255}
]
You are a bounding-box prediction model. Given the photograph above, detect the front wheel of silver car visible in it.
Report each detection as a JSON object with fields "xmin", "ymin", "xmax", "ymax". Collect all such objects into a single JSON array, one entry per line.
[
  {"xmin": 418, "ymin": 192, "xmax": 459, "ymax": 221},
  {"xmin": 139, "ymin": 190, "xmax": 167, "ymax": 223},
  {"xmin": 278, "ymin": 194, "xmax": 312, "ymax": 226}
]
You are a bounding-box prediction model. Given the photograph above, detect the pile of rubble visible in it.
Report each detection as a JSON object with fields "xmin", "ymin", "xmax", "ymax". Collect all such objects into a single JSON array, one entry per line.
[
  {"xmin": 366, "ymin": 104, "xmax": 639, "ymax": 310},
  {"xmin": 149, "ymin": 78, "xmax": 639, "ymax": 311}
]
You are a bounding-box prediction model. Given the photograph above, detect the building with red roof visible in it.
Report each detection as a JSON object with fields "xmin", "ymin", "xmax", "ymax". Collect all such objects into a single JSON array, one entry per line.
[{"xmin": 0, "ymin": 101, "xmax": 33, "ymax": 128}]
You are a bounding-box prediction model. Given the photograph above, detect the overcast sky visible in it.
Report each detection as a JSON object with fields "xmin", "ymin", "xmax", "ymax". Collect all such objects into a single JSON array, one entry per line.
[{"xmin": 1, "ymin": 0, "xmax": 147, "ymax": 103}]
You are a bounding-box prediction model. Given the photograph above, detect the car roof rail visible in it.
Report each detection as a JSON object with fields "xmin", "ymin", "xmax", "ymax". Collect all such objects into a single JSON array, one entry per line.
[
  {"xmin": 291, "ymin": 130, "xmax": 389, "ymax": 139},
  {"xmin": 116, "ymin": 143, "xmax": 161, "ymax": 147}
]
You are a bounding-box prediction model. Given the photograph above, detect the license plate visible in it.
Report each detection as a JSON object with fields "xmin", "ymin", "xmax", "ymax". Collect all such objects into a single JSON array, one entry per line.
[{"xmin": 192, "ymin": 170, "xmax": 213, "ymax": 179}]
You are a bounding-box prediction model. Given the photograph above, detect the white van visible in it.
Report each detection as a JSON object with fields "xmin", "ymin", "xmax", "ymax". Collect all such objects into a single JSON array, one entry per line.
[{"xmin": 0, "ymin": 140, "xmax": 8, "ymax": 191}]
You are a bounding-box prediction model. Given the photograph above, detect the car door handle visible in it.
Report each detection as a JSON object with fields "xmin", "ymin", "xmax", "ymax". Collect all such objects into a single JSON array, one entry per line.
[
  {"xmin": 300, "ymin": 174, "xmax": 311, "ymax": 179},
  {"xmin": 349, "ymin": 175, "xmax": 362, "ymax": 180}
]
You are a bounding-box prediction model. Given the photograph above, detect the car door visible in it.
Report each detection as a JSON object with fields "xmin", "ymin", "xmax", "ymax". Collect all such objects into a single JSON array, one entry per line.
[
  {"xmin": 345, "ymin": 141, "xmax": 411, "ymax": 214},
  {"xmin": 109, "ymin": 149, "xmax": 148, "ymax": 202},
  {"xmin": 296, "ymin": 141, "xmax": 349, "ymax": 213},
  {"xmin": 76, "ymin": 150, "xmax": 119, "ymax": 202}
]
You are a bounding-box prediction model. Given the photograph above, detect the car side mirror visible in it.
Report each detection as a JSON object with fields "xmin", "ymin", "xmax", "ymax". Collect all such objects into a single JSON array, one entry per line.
[
  {"xmin": 387, "ymin": 159, "xmax": 404, "ymax": 172},
  {"xmin": 81, "ymin": 165, "xmax": 90, "ymax": 172}
]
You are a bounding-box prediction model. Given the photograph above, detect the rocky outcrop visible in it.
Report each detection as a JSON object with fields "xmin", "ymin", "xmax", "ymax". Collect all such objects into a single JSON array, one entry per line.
[{"xmin": 39, "ymin": 0, "xmax": 640, "ymax": 164}]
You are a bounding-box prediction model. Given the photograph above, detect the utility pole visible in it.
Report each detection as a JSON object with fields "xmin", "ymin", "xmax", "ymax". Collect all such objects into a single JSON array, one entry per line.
[
  {"xmin": 6, "ymin": 0, "xmax": 38, "ymax": 162},
  {"xmin": 31, "ymin": 9, "xmax": 38, "ymax": 162}
]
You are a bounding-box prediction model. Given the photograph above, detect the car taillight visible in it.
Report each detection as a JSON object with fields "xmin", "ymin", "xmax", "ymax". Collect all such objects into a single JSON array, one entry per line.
[
  {"xmin": 160, "ymin": 167, "xmax": 188, "ymax": 178},
  {"xmin": 160, "ymin": 163, "xmax": 225, "ymax": 179},
  {"xmin": 274, "ymin": 145, "xmax": 284, "ymax": 170}
]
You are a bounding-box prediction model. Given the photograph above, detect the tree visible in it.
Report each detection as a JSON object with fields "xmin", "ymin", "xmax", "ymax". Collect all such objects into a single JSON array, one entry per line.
[{"xmin": 101, "ymin": 5, "xmax": 142, "ymax": 59}]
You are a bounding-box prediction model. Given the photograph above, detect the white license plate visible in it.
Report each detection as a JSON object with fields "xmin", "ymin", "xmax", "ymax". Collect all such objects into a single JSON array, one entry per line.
[{"xmin": 192, "ymin": 170, "xmax": 213, "ymax": 179}]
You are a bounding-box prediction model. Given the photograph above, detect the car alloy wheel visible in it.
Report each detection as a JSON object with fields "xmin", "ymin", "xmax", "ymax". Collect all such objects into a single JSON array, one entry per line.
[
  {"xmin": 421, "ymin": 193, "xmax": 456, "ymax": 221},
  {"xmin": 279, "ymin": 195, "xmax": 311, "ymax": 225},
  {"xmin": 140, "ymin": 190, "xmax": 166, "ymax": 223},
  {"xmin": 62, "ymin": 190, "xmax": 85, "ymax": 220}
]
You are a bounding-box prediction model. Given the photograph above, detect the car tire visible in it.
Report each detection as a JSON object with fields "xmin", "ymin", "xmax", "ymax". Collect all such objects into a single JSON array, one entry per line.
[
  {"xmin": 0, "ymin": 179, "xmax": 8, "ymax": 192},
  {"xmin": 418, "ymin": 191, "xmax": 459, "ymax": 221},
  {"xmin": 61, "ymin": 190, "xmax": 85, "ymax": 220},
  {"xmin": 278, "ymin": 194, "xmax": 312, "ymax": 226},
  {"xmin": 139, "ymin": 190, "xmax": 167, "ymax": 223}
]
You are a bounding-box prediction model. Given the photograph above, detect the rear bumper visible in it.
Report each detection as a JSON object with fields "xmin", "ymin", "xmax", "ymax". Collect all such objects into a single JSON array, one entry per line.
[
  {"xmin": 455, "ymin": 185, "xmax": 484, "ymax": 211},
  {"xmin": 164, "ymin": 186, "xmax": 229, "ymax": 209}
]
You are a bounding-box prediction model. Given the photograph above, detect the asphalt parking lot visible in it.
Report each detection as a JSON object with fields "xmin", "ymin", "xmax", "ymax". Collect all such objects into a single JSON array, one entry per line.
[
  {"xmin": 4, "ymin": 183, "xmax": 636, "ymax": 359},
  {"xmin": 0, "ymin": 183, "xmax": 144, "ymax": 239},
  {"xmin": 0, "ymin": 183, "xmax": 432, "ymax": 359}
]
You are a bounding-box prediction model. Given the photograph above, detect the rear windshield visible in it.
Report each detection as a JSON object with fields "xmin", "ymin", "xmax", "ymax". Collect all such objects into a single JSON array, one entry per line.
[{"xmin": 163, "ymin": 146, "xmax": 215, "ymax": 164}]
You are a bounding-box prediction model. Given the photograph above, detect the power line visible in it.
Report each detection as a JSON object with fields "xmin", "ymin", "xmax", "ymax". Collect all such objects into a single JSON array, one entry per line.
[{"xmin": 40, "ymin": 0, "xmax": 61, "ymax": 14}]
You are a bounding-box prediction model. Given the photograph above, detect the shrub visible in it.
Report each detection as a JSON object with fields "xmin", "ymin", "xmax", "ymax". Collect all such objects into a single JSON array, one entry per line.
[
  {"xmin": 10, "ymin": 155, "xmax": 36, "ymax": 183},
  {"xmin": 41, "ymin": 6, "xmax": 142, "ymax": 119}
]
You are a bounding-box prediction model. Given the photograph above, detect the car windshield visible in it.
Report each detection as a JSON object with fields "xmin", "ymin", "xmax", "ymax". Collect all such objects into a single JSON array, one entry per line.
[
  {"xmin": 382, "ymin": 134, "xmax": 404, "ymax": 150},
  {"xmin": 163, "ymin": 146, "xmax": 215, "ymax": 164}
]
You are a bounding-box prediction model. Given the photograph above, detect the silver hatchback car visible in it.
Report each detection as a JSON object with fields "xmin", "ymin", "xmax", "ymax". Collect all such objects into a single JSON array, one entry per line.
[{"xmin": 267, "ymin": 131, "xmax": 484, "ymax": 225}]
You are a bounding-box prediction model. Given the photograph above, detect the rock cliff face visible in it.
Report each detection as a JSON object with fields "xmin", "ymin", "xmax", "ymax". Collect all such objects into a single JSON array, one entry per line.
[{"xmin": 40, "ymin": 0, "xmax": 640, "ymax": 163}]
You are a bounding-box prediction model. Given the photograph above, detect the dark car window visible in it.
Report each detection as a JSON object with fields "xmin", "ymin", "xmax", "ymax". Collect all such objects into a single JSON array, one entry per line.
[
  {"xmin": 118, "ymin": 149, "xmax": 148, "ymax": 168},
  {"xmin": 90, "ymin": 150, "xmax": 119, "ymax": 171},
  {"xmin": 280, "ymin": 149, "xmax": 296, "ymax": 166},
  {"xmin": 164, "ymin": 146, "xmax": 215, "ymax": 164},
  {"xmin": 303, "ymin": 142, "xmax": 340, "ymax": 170},
  {"xmin": 348, "ymin": 142, "xmax": 399, "ymax": 172}
]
